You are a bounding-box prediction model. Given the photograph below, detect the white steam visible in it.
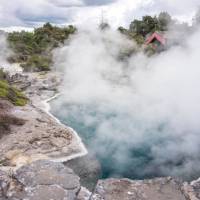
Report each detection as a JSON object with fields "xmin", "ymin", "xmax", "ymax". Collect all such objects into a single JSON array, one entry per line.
[
  {"xmin": 0, "ymin": 33, "xmax": 10, "ymax": 67},
  {"xmin": 52, "ymin": 27, "xmax": 200, "ymax": 180},
  {"xmin": 0, "ymin": 33, "xmax": 22, "ymax": 74}
]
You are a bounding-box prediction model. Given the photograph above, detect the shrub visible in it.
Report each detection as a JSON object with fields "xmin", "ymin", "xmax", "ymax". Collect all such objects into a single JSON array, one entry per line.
[
  {"xmin": 7, "ymin": 23, "xmax": 76, "ymax": 72},
  {"xmin": 21, "ymin": 54, "xmax": 51, "ymax": 71},
  {"xmin": 0, "ymin": 80, "xmax": 28, "ymax": 106}
]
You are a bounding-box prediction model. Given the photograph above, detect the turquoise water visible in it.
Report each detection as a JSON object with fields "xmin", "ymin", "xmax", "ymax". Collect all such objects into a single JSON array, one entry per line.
[{"xmin": 50, "ymin": 101, "xmax": 200, "ymax": 180}]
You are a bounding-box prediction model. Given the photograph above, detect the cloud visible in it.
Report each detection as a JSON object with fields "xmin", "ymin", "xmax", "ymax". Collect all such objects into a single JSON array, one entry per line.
[
  {"xmin": 141, "ymin": 0, "xmax": 200, "ymax": 23},
  {"xmin": 0, "ymin": 0, "xmax": 200, "ymax": 28},
  {"xmin": 83, "ymin": 0, "xmax": 116, "ymax": 6},
  {"xmin": 0, "ymin": 0, "xmax": 77, "ymax": 27},
  {"xmin": 48, "ymin": 0, "xmax": 84, "ymax": 7}
]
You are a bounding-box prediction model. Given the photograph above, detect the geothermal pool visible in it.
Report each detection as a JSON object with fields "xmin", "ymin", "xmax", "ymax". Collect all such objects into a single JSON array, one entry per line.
[{"xmin": 50, "ymin": 100, "xmax": 200, "ymax": 181}]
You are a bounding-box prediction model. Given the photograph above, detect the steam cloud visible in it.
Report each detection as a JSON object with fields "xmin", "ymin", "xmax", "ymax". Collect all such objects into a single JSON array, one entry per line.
[
  {"xmin": 52, "ymin": 26, "xmax": 200, "ymax": 180},
  {"xmin": 0, "ymin": 33, "xmax": 22, "ymax": 74},
  {"xmin": 0, "ymin": 33, "xmax": 10, "ymax": 67}
]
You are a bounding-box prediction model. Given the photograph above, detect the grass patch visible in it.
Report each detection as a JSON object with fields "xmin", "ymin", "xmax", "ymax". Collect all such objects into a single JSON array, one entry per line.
[{"xmin": 0, "ymin": 80, "xmax": 28, "ymax": 106}]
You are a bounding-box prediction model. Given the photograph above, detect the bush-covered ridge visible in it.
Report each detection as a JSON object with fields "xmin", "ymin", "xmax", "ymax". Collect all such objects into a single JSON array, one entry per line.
[
  {"xmin": 7, "ymin": 11, "xmax": 199, "ymax": 71},
  {"xmin": 6, "ymin": 14, "xmax": 173, "ymax": 71},
  {"xmin": 0, "ymin": 69, "xmax": 28, "ymax": 106},
  {"xmin": 7, "ymin": 23, "xmax": 76, "ymax": 72}
]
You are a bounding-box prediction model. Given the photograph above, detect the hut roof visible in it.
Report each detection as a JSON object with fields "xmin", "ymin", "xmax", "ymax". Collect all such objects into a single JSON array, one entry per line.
[{"xmin": 145, "ymin": 32, "xmax": 166, "ymax": 45}]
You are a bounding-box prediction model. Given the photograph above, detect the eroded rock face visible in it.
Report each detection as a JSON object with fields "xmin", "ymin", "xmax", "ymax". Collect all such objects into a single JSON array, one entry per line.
[
  {"xmin": 183, "ymin": 178, "xmax": 200, "ymax": 200},
  {"xmin": 0, "ymin": 72, "xmax": 87, "ymax": 170},
  {"xmin": 0, "ymin": 170, "xmax": 10, "ymax": 199},
  {"xmin": 7, "ymin": 73, "xmax": 31, "ymax": 91},
  {"xmin": 0, "ymin": 160, "xmax": 81, "ymax": 200},
  {"xmin": 65, "ymin": 154, "xmax": 101, "ymax": 191},
  {"xmin": 192, "ymin": 179, "xmax": 200, "ymax": 199},
  {"xmin": 0, "ymin": 99, "xmax": 25, "ymax": 138},
  {"xmin": 1, "ymin": 160, "xmax": 200, "ymax": 200},
  {"xmin": 91, "ymin": 177, "xmax": 187, "ymax": 200},
  {"xmin": 77, "ymin": 187, "xmax": 92, "ymax": 200},
  {"xmin": 0, "ymin": 103, "xmax": 81, "ymax": 169}
]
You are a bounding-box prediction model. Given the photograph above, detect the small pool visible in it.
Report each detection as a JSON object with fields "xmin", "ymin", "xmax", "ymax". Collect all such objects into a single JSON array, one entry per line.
[{"xmin": 50, "ymin": 100, "xmax": 200, "ymax": 181}]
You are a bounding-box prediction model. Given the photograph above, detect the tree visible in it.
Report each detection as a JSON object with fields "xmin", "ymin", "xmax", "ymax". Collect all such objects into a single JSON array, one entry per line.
[
  {"xmin": 158, "ymin": 12, "xmax": 172, "ymax": 31},
  {"xmin": 99, "ymin": 22, "xmax": 110, "ymax": 30},
  {"xmin": 118, "ymin": 26, "xmax": 127, "ymax": 34},
  {"xmin": 130, "ymin": 16, "xmax": 160, "ymax": 37},
  {"xmin": 130, "ymin": 20, "xmax": 146, "ymax": 36},
  {"xmin": 143, "ymin": 15, "xmax": 159, "ymax": 33},
  {"xmin": 7, "ymin": 23, "xmax": 77, "ymax": 72}
]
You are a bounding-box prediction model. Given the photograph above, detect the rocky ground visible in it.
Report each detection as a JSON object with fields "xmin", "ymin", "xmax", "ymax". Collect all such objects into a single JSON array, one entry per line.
[
  {"xmin": 91, "ymin": 178, "xmax": 187, "ymax": 200},
  {"xmin": 0, "ymin": 160, "xmax": 81, "ymax": 200},
  {"xmin": 0, "ymin": 160, "xmax": 200, "ymax": 200},
  {"xmin": 0, "ymin": 71, "xmax": 87, "ymax": 172},
  {"xmin": 65, "ymin": 153, "xmax": 102, "ymax": 191},
  {"xmin": 0, "ymin": 100, "xmax": 26, "ymax": 138},
  {"xmin": 0, "ymin": 71, "xmax": 200, "ymax": 200}
]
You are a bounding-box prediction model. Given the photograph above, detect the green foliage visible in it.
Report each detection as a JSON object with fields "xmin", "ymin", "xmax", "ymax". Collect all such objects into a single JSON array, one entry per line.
[
  {"xmin": 144, "ymin": 44, "xmax": 156, "ymax": 56},
  {"xmin": 124, "ymin": 12, "xmax": 173, "ymax": 46},
  {"xmin": 7, "ymin": 23, "xmax": 76, "ymax": 72},
  {"xmin": 158, "ymin": 12, "xmax": 172, "ymax": 31},
  {"xmin": 129, "ymin": 12, "xmax": 172, "ymax": 37},
  {"xmin": 129, "ymin": 16, "xmax": 159, "ymax": 37},
  {"xmin": 130, "ymin": 19, "xmax": 146, "ymax": 36},
  {"xmin": 118, "ymin": 26, "xmax": 127, "ymax": 34},
  {"xmin": 118, "ymin": 27, "xmax": 144, "ymax": 47},
  {"xmin": 132, "ymin": 34, "xmax": 145, "ymax": 45},
  {"xmin": 0, "ymin": 80, "xmax": 9, "ymax": 97},
  {"xmin": 0, "ymin": 79, "xmax": 28, "ymax": 106},
  {"xmin": 21, "ymin": 54, "xmax": 51, "ymax": 72}
]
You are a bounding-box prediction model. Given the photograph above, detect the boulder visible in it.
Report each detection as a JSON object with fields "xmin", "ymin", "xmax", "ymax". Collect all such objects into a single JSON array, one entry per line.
[
  {"xmin": 191, "ymin": 179, "xmax": 200, "ymax": 199},
  {"xmin": 91, "ymin": 177, "xmax": 187, "ymax": 200},
  {"xmin": 0, "ymin": 170, "xmax": 10, "ymax": 199},
  {"xmin": 183, "ymin": 178, "xmax": 200, "ymax": 200},
  {"xmin": 0, "ymin": 160, "xmax": 81, "ymax": 200},
  {"xmin": 65, "ymin": 154, "xmax": 101, "ymax": 191},
  {"xmin": 77, "ymin": 187, "xmax": 92, "ymax": 200}
]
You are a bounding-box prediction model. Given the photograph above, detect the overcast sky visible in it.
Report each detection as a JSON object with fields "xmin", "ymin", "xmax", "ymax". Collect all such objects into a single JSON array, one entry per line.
[{"xmin": 0, "ymin": 0, "xmax": 199, "ymax": 28}]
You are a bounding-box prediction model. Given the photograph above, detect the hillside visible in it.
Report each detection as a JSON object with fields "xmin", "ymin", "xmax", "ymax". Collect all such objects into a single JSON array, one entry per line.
[{"xmin": 7, "ymin": 23, "xmax": 76, "ymax": 72}]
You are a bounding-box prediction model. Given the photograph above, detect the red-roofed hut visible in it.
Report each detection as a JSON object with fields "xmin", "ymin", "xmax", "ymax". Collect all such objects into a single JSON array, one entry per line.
[{"xmin": 145, "ymin": 32, "xmax": 166, "ymax": 51}]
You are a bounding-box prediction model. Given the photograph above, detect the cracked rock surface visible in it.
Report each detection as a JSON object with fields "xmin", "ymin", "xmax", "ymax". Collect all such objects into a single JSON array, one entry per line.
[
  {"xmin": 0, "ymin": 160, "xmax": 81, "ymax": 200},
  {"xmin": 0, "ymin": 72, "xmax": 86, "ymax": 171},
  {"xmin": 1, "ymin": 161, "xmax": 200, "ymax": 200},
  {"xmin": 91, "ymin": 177, "xmax": 188, "ymax": 200},
  {"xmin": 65, "ymin": 154, "xmax": 101, "ymax": 191}
]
